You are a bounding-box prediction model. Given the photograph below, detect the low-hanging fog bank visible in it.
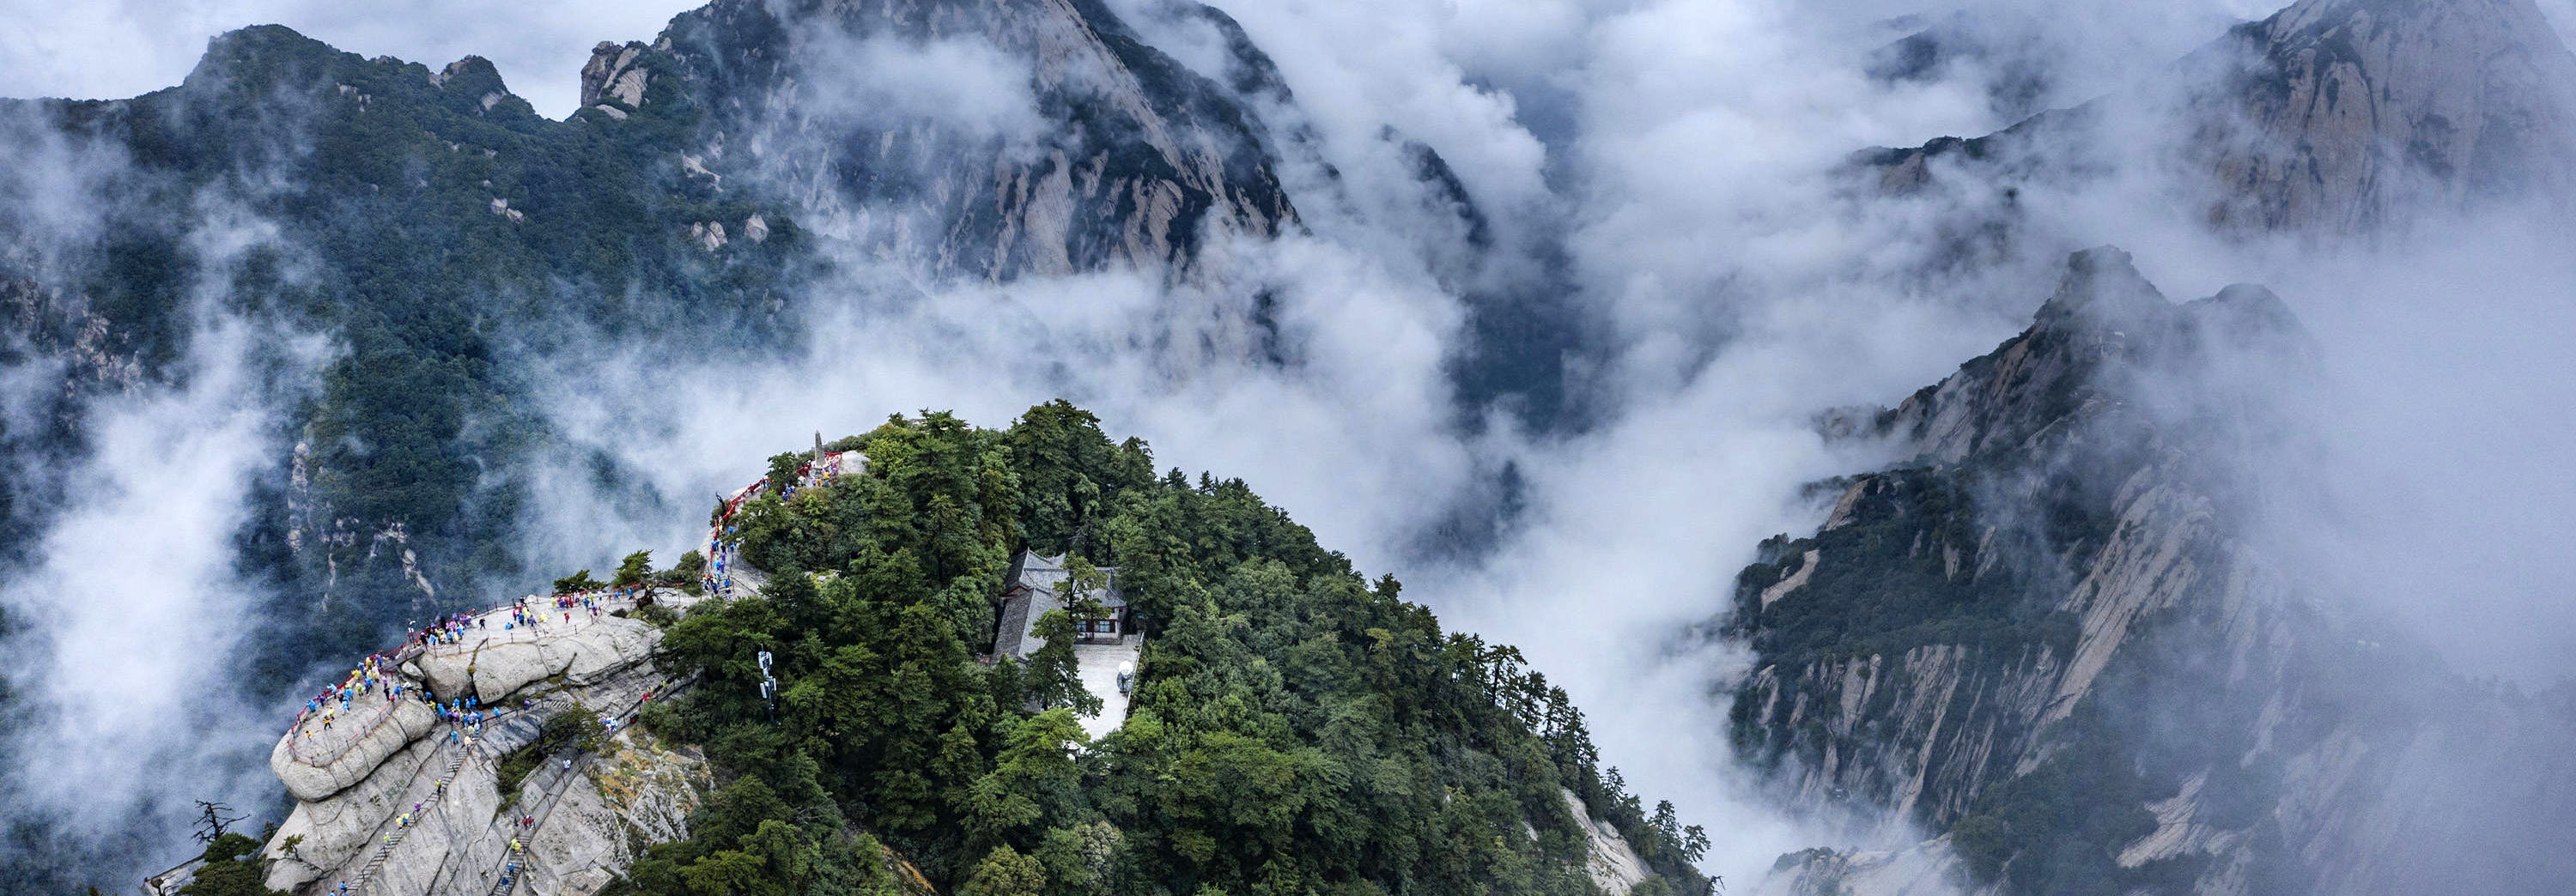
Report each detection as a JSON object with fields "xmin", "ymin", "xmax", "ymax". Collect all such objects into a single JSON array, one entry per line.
[{"xmin": 0, "ymin": 0, "xmax": 2571, "ymax": 891}]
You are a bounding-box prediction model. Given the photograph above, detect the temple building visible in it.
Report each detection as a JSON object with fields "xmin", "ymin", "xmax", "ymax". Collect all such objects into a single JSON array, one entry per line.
[{"xmin": 993, "ymin": 549, "xmax": 1131, "ymax": 658}]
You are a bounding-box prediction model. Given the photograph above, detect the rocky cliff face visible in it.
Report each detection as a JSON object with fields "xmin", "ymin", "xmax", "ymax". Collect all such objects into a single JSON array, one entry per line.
[
  {"xmin": 246, "ymin": 593, "xmax": 712, "ymax": 896},
  {"xmin": 1728, "ymin": 247, "xmax": 2576, "ymax": 895},
  {"xmin": 0, "ymin": 276, "xmax": 147, "ymax": 395},
  {"xmin": 2185, "ymin": 0, "xmax": 2576, "ymax": 230},
  {"xmin": 1864, "ymin": 0, "xmax": 2576, "ymax": 233},
  {"xmin": 1728, "ymin": 246, "xmax": 2313, "ymax": 838},
  {"xmin": 580, "ymin": 0, "xmax": 1296, "ymax": 282}
]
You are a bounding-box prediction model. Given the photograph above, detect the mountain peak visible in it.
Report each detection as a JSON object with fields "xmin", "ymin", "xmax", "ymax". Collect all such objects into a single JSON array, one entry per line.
[
  {"xmin": 2190, "ymin": 282, "xmax": 2298, "ymax": 332},
  {"xmin": 1862, "ymin": 0, "xmax": 2576, "ymax": 233},
  {"xmin": 2199, "ymin": 0, "xmax": 2576, "ymax": 227},
  {"xmin": 2033, "ymin": 245, "xmax": 2171, "ymax": 336},
  {"xmin": 1875, "ymin": 245, "xmax": 2313, "ymax": 464},
  {"xmin": 186, "ymin": 24, "xmax": 341, "ymax": 87}
]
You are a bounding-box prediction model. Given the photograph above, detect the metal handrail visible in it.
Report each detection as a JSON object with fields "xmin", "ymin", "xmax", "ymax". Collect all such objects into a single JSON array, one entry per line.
[
  {"xmin": 474, "ymin": 672, "xmax": 700, "ymax": 896},
  {"xmin": 282, "ymin": 590, "xmax": 660, "ymax": 763}
]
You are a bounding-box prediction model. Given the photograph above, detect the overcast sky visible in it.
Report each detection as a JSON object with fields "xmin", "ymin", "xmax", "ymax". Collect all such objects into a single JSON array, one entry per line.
[{"xmin": 0, "ymin": 0, "xmax": 701, "ymax": 116}]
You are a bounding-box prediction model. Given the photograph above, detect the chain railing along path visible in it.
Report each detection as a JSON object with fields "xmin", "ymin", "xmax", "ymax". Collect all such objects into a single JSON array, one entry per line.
[
  {"xmin": 276, "ymin": 588, "xmax": 669, "ymax": 896},
  {"xmin": 284, "ymin": 588, "xmax": 665, "ymax": 766},
  {"xmin": 255, "ymin": 452, "xmax": 804, "ymax": 893},
  {"xmin": 476, "ymin": 672, "xmax": 700, "ymax": 896},
  {"xmin": 702, "ymin": 450, "xmax": 859, "ymax": 599},
  {"xmin": 334, "ymin": 735, "xmax": 477, "ymax": 896}
]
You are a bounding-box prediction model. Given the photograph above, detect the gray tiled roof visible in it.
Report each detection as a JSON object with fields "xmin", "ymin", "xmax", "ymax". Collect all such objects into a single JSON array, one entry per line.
[{"xmin": 993, "ymin": 550, "xmax": 1121, "ymax": 658}]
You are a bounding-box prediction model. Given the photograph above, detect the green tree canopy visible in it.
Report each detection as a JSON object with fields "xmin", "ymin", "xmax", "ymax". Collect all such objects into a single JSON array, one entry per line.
[
  {"xmin": 610, "ymin": 407, "xmax": 1712, "ymax": 896},
  {"xmin": 178, "ymin": 833, "xmax": 286, "ymax": 896},
  {"xmin": 615, "ymin": 550, "xmax": 656, "ymax": 588}
]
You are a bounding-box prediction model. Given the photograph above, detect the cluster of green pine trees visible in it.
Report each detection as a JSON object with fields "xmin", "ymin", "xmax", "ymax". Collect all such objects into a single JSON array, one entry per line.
[{"xmin": 608, "ymin": 402, "xmax": 1711, "ymax": 896}]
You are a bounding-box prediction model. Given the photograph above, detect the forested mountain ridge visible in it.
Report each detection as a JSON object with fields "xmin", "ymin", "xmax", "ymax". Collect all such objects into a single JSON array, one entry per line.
[
  {"xmin": 1724, "ymin": 248, "xmax": 2576, "ymax": 896},
  {"xmin": 0, "ymin": 17, "xmax": 823, "ymax": 705},
  {"xmin": 0, "ymin": 0, "xmax": 1303, "ymax": 704},
  {"xmin": 0, "ymin": 3, "xmax": 1321, "ymax": 886},
  {"xmin": 210, "ymin": 403, "xmax": 1714, "ymax": 896},
  {"xmin": 575, "ymin": 0, "xmax": 1297, "ymax": 281}
]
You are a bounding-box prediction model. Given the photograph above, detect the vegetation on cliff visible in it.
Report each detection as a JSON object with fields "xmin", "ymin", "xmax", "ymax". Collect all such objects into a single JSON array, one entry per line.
[
  {"xmin": 1718, "ymin": 252, "xmax": 2316, "ymax": 896},
  {"xmin": 611, "ymin": 402, "xmax": 1710, "ymax": 896},
  {"xmin": 174, "ymin": 833, "xmax": 287, "ymax": 896}
]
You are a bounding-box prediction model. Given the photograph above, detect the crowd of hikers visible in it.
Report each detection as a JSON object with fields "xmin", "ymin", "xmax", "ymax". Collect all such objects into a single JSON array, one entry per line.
[
  {"xmin": 498, "ymin": 591, "xmax": 616, "ymax": 630},
  {"xmin": 702, "ymin": 528, "xmax": 737, "ymax": 596},
  {"xmin": 286, "ymin": 642, "xmax": 506, "ymax": 754},
  {"xmin": 698, "ymin": 448, "xmax": 854, "ymax": 596},
  {"xmin": 294, "ymin": 654, "xmax": 405, "ymax": 739},
  {"xmin": 405, "ymin": 589, "xmax": 617, "ymax": 647},
  {"xmin": 274, "ymin": 463, "xmax": 807, "ymax": 894},
  {"xmin": 288, "ymin": 588, "xmax": 644, "ymax": 752},
  {"xmin": 289, "ymin": 454, "xmax": 817, "ymax": 754},
  {"xmin": 702, "ymin": 476, "xmax": 763, "ymax": 596}
]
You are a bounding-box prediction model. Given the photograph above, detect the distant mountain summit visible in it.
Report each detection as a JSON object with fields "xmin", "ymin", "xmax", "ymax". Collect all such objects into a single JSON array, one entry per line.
[
  {"xmin": 1867, "ymin": 0, "xmax": 2576, "ymax": 233},
  {"xmin": 576, "ymin": 0, "xmax": 1296, "ymax": 281},
  {"xmin": 1728, "ymin": 248, "xmax": 2576, "ymax": 896},
  {"xmin": 2190, "ymin": 0, "xmax": 2576, "ymax": 229}
]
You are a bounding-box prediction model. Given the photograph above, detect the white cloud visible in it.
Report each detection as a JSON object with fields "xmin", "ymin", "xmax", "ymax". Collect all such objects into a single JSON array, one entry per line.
[
  {"xmin": 515, "ymin": 231, "xmax": 1474, "ymax": 589},
  {"xmin": 2230, "ymin": 209, "xmax": 2576, "ymax": 681},
  {"xmin": 0, "ymin": 315, "xmax": 320, "ymax": 842},
  {"xmin": 791, "ymin": 33, "xmax": 1052, "ymax": 145},
  {"xmin": 9, "ymin": 0, "xmax": 2576, "ymax": 888}
]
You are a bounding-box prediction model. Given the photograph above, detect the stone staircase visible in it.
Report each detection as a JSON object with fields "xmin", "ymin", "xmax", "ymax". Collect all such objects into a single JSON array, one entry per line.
[
  {"xmin": 476, "ymin": 675, "xmax": 695, "ymax": 896},
  {"xmin": 345, "ymin": 737, "xmax": 473, "ymax": 894},
  {"xmin": 483, "ymin": 850, "xmax": 522, "ymax": 896},
  {"xmin": 482, "ymin": 754, "xmax": 586, "ymax": 896}
]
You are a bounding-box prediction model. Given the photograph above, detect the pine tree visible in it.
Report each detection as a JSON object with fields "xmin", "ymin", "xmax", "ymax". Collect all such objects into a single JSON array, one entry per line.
[{"xmin": 1025, "ymin": 610, "xmax": 1100, "ymax": 715}]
